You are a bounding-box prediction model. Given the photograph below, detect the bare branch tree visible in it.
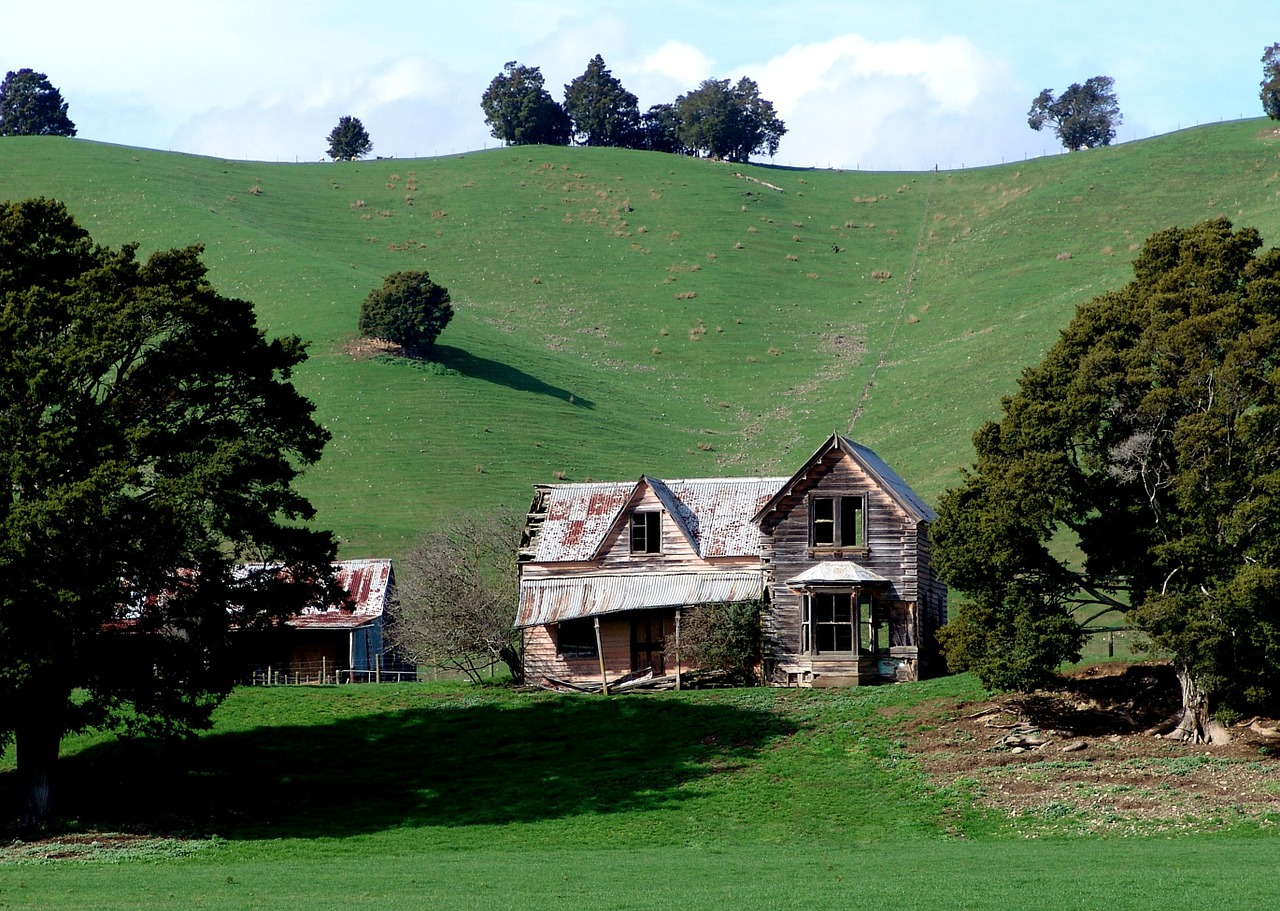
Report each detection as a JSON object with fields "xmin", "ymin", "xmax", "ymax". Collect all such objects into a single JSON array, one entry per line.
[{"xmin": 388, "ymin": 509, "xmax": 524, "ymax": 684}]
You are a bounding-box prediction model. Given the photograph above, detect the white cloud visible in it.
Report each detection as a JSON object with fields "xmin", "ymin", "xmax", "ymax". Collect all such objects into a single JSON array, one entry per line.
[{"xmin": 640, "ymin": 41, "xmax": 714, "ymax": 87}]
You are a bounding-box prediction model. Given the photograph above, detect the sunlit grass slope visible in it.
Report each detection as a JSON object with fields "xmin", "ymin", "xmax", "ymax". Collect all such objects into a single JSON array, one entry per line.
[{"xmin": 3, "ymin": 120, "xmax": 1279, "ymax": 554}]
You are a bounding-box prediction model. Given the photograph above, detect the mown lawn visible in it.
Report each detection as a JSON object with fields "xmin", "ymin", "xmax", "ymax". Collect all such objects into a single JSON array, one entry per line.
[{"xmin": 1, "ymin": 679, "xmax": 1277, "ymax": 910}]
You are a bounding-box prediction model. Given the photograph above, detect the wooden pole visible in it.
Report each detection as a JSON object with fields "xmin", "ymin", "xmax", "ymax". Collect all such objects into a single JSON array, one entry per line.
[
  {"xmin": 675, "ymin": 608, "xmax": 683, "ymax": 691},
  {"xmin": 322, "ymin": 656, "xmax": 327, "ymax": 685},
  {"xmin": 594, "ymin": 616, "xmax": 609, "ymax": 695},
  {"xmin": 375, "ymin": 653, "xmax": 381, "ymax": 683}
]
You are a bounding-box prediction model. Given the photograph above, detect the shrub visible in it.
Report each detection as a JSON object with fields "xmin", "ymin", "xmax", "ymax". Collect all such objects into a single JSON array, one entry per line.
[
  {"xmin": 666, "ymin": 600, "xmax": 764, "ymax": 685},
  {"xmin": 358, "ymin": 271, "xmax": 453, "ymax": 354}
]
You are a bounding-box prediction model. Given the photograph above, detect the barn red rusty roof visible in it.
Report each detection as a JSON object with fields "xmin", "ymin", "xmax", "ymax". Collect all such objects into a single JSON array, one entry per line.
[
  {"xmin": 531, "ymin": 481, "xmax": 637, "ymax": 561},
  {"xmin": 286, "ymin": 558, "xmax": 393, "ymax": 631}
]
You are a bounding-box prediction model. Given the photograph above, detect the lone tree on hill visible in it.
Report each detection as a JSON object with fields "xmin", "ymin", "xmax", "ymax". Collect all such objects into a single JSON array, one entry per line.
[
  {"xmin": 934, "ymin": 217, "xmax": 1280, "ymax": 744},
  {"xmin": 563, "ymin": 54, "xmax": 641, "ymax": 147},
  {"xmin": 1027, "ymin": 76, "xmax": 1121, "ymax": 150},
  {"xmin": 326, "ymin": 115, "xmax": 372, "ymax": 160},
  {"xmin": 1262, "ymin": 43, "xmax": 1280, "ymax": 120},
  {"xmin": 675, "ymin": 77, "xmax": 786, "ymax": 162},
  {"xmin": 388, "ymin": 510, "xmax": 524, "ymax": 684},
  {"xmin": 480, "ymin": 61, "xmax": 570, "ymax": 146},
  {"xmin": 0, "ymin": 198, "xmax": 338, "ymax": 831},
  {"xmin": 358, "ymin": 270, "xmax": 453, "ymax": 354},
  {"xmin": 0, "ymin": 69, "xmax": 76, "ymax": 137}
]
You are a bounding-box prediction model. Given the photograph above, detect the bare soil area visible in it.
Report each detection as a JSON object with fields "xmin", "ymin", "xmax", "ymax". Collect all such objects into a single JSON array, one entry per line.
[{"xmin": 906, "ymin": 662, "xmax": 1280, "ymax": 833}]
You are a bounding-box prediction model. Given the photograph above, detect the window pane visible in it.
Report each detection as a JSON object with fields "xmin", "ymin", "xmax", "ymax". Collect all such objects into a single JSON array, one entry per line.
[
  {"xmin": 834, "ymin": 625, "xmax": 853, "ymax": 652},
  {"xmin": 840, "ymin": 497, "xmax": 863, "ymax": 547},
  {"xmin": 832, "ymin": 594, "xmax": 852, "ymax": 624},
  {"xmin": 812, "ymin": 497, "xmax": 834, "ymax": 545}
]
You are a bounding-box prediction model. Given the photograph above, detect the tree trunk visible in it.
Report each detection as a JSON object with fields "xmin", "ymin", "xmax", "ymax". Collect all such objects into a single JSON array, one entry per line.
[
  {"xmin": 1165, "ymin": 663, "xmax": 1231, "ymax": 745},
  {"xmin": 13, "ymin": 683, "xmax": 70, "ymax": 833}
]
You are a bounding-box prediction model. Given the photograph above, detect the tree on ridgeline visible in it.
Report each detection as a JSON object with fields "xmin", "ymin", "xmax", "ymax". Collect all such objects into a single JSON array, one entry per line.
[
  {"xmin": 563, "ymin": 54, "xmax": 641, "ymax": 147},
  {"xmin": 388, "ymin": 510, "xmax": 524, "ymax": 684},
  {"xmin": 0, "ymin": 198, "xmax": 338, "ymax": 831},
  {"xmin": 358, "ymin": 270, "xmax": 453, "ymax": 355},
  {"xmin": 1262, "ymin": 43, "xmax": 1280, "ymax": 120},
  {"xmin": 1027, "ymin": 76, "xmax": 1122, "ymax": 150},
  {"xmin": 326, "ymin": 115, "xmax": 372, "ymax": 160},
  {"xmin": 639, "ymin": 103, "xmax": 688, "ymax": 154},
  {"xmin": 675, "ymin": 77, "xmax": 786, "ymax": 162},
  {"xmin": 481, "ymin": 61, "xmax": 570, "ymax": 146},
  {"xmin": 0, "ymin": 69, "xmax": 76, "ymax": 137},
  {"xmin": 934, "ymin": 217, "xmax": 1280, "ymax": 744}
]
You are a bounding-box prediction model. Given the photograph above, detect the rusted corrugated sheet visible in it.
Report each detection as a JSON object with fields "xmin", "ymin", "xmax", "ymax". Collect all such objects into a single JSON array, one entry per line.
[
  {"xmin": 515, "ymin": 570, "xmax": 765, "ymax": 627},
  {"xmin": 532, "ymin": 482, "xmax": 637, "ymax": 561},
  {"xmin": 663, "ymin": 477, "xmax": 788, "ymax": 557},
  {"xmin": 289, "ymin": 558, "xmax": 393, "ymax": 630},
  {"xmin": 531, "ymin": 477, "xmax": 786, "ymax": 562}
]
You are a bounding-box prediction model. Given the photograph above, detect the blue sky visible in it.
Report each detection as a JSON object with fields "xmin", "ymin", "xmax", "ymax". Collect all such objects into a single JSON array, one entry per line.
[{"xmin": 4, "ymin": 1, "xmax": 1278, "ymax": 170}]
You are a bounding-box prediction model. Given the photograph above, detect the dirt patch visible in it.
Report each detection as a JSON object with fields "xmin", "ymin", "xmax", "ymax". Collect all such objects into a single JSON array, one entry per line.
[
  {"xmin": 343, "ymin": 337, "xmax": 404, "ymax": 359},
  {"xmin": 907, "ymin": 663, "xmax": 1280, "ymax": 833},
  {"xmin": 0, "ymin": 832, "xmax": 208, "ymax": 864}
]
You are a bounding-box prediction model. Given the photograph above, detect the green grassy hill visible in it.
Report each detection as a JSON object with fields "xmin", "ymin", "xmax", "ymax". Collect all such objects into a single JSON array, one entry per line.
[{"xmin": 3, "ymin": 121, "xmax": 1280, "ymax": 555}]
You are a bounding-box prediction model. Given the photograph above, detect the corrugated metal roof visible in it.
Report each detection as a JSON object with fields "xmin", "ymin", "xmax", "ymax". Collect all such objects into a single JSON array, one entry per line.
[
  {"xmin": 530, "ymin": 476, "xmax": 787, "ymax": 563},
  {"xmin": 288, "ymin": 558, "xmax": 393, "ymax": 631},
  {"xmin": 516, "ymin": 571, "xmax": 765, "ymax": 627},
  {"xmin": 533, "ymin": 482, "xmax": 636, "ymax": 561}
]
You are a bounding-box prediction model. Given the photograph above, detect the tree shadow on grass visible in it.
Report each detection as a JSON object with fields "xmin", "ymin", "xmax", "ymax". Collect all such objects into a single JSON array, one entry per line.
[
  {"xmin": 7, "ymin": 693, "xmax": 794, "ymax": 840},
  {"xmin": 388, "ymin": 344, "xmax": 593, "ymax": 408}
]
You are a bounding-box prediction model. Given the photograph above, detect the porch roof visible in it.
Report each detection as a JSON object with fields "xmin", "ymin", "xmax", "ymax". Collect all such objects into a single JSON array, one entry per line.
[
  {"xmin": 516, "ymin": 570, "xmax": 765, "ymax": 628},
  {"xmin": 784, "ymin": 561, "xmax": 890, "ymax": 588}
]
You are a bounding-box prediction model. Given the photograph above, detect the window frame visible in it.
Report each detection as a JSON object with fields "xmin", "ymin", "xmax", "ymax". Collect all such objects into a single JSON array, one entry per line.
[
  {"xmin": 802, "ymin": 589, "xmax": 881, "ymax": 656},
  {"xmin": 808, "ymin": 494, "xmax": 865, "ymax": 550},
  {"xmin": 629, "ymin": 510, "xmax": 662, "ymax": 554},
  {"xmin": 556, "ymin": 618, "xmax": 598, "ymax": 659}
]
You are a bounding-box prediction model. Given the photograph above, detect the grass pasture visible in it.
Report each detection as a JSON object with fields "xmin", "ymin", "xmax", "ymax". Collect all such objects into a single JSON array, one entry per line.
[
  {"xmin": 1, "ymin": 680, "xmax": 1279, "ymax": 910},
  {"xmin": 3, "ymin": 122, "xmax": 1280, "ymax": 553}
]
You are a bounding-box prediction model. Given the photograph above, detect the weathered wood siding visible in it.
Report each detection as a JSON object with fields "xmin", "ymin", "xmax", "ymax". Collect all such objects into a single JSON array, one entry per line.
[{"xmin": 760, "ymin": 447, "xmax": 936, "ymax": 685}]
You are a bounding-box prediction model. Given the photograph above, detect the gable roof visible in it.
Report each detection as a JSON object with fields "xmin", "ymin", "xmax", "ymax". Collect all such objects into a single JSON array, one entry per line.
[
  {"xmin": 754, "ymin": 433, "xmax": 936, "ymax": 525},
  {"xmin": 526, "ymin": 476, "xmax": 788, "ymax": 563},
  {"xmin": 287, "ymin": 559, "xmax": 394, "ymax": 631}
]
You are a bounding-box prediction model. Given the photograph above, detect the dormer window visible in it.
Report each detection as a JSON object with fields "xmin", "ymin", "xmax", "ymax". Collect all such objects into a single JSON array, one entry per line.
[
  {"xmin": 810, "ymin": 495, "xmax": 864, "ymax": 548},
  {"xmin": 630, "ymin": 511, "xmax": 662, "ymax": 554}
]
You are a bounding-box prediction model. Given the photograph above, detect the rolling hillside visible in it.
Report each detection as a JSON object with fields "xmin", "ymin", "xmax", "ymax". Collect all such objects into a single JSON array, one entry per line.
[{"xmin": 3, "ymin": 120, "xmax": 1279, "ymax": 556}]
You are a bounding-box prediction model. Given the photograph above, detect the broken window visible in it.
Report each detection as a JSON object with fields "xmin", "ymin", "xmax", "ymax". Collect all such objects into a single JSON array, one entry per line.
[
  {"xmin": 801, "ymin": 590, "xmax": 882, "ymax": 655},
  {"xmin": 810, "ymin": 495, "xmax": 864, "ymax": 548},
  {"xmin": 556, "ymin": 618, "xmax": 598, "ymax": 659},
  {"xmin": 630, "ymin": 510, "xmax": 662, "ymax": 554}
]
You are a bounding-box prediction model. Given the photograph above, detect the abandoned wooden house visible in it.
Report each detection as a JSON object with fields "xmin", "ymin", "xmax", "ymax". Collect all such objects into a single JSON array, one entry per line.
[{"xmin": 516, "ymin": 433, "xmax": 946, "ymax": 688}]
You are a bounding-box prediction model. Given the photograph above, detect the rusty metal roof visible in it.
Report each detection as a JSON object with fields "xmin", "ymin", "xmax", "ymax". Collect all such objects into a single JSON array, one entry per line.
[
  {"xmin": 532, "ymin": 482, "xmax": 637, "ymax": 561},
  {"xmin": 529, "ymin": 476, "xmax": 787, "ymax": 562},
  {"xmin": 516, "ymin": 570, "xmax": 765, "ymax": 627},
  {"xmin": 288, "ymin": 559, "xmax": 393, "ymax": 631}
]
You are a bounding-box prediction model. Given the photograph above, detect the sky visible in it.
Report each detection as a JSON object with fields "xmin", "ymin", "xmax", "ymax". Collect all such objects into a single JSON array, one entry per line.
[{"xmin": 4, "ymin": 1, "xmax": 1278, "ymax": 171}]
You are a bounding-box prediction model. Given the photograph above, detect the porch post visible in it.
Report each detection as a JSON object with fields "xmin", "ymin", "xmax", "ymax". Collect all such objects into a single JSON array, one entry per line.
[
  {"xmin": 675, "ymin": 608, "xmax": 682, "ymax": 691},
  {"xmin": 593, "ymin": 616, "xmax": 610, "ymax": 695}
]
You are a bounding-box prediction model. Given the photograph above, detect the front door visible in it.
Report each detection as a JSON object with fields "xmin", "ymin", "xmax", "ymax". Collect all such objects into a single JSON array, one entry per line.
[{"xmin": 631, "ymin": 613, "xmax": 665, "ymax": 675}]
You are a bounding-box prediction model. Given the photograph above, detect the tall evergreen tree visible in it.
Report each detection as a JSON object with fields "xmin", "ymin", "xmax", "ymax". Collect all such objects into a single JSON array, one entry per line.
[
  {"xmin": 1262, "ymin": 43, "xmax": 1280, "ymax": 120},
  {"xmin": 935, "ymin": 218, "xmax": 1280, "ymax": 743},
  {"xmin": 675, "ymin": 77, "xmax": 785, "ymax": 163},
  {"xmin": 0, "ymin": 69, "xmax": 76, "ymax": 137},
  {"xmin": 563, "ymin": 54, "xmax": 640, "ymax": 147},
  {"xmin": 480, "ymin": 61, "xmax": 570, "ymax": 146},
  {"xmin": 326, "ymin": 115, "xmax": 372, "ymax": 160}
]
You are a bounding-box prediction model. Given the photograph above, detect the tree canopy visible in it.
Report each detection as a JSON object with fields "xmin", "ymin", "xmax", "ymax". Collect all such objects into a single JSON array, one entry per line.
[
  {"xmin": 480, "ymin": 61, "xmax": 570, "ymax": 147},
  {"xmin": 0, "ymin": 198, "xmax": 337, "ymax": 829},
  {"xmin": 639, "ymin": 103, "xmax": 688, "ymax": 154},
  {"xmin": 1027, "ymin": 76, "xmax": 1121, "ymax": 150},
  {"xmin": 326, "ymin": 115, "xmax": 372, "ymax": 160},
  {"xmin": 675, "ymin": 77, "xmax": 786, "ymax": 163},
  {"xmin": 358, "ymin": 270, "xmax": 453, "ymax": 354},
  {"xmin": 1262, "ymin": 44, "xmax": 1280, "ymax": 120},
  {"xmin": 0, "ymin": 69, "xmax": 76, "ymax": 137},
  {"xmin": 563, "ymin": 55, "xmax": 640, "ymax": 147},
  {"xmin": 934, "ymin": 217, "xmax": 1280, "ymax": 743}
]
